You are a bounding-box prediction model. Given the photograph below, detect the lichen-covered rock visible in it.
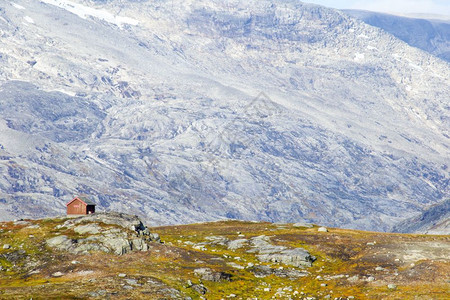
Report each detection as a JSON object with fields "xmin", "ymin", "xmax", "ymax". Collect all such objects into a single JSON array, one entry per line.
[
  {"xmin": 46, "ymin": 236, "xmax": 73, "ymax": 251},
  {"xmin": 192, "ymin": 284, "xmax": 208, "ymax": 295},
  {"xmin": 46, "ymin": 212, "xmax": 155, "ymax": 255},
  {"xmin": 131, "ymin": 238, "xmax": 148, "ymax": 251},
  {"xmin": 194, "ymin": 268, "xmax": 232, "ymax": 282},
  {"xmin": 149, "ymin": 233, "xmax": 160, "ymax": 242},
  {"xmin": 204, "ymin": 236, "xmax": 230, "ymax": 246},
  {"xmin": 257, "ymin": 248, "xmax": 316, "ymax": 267},
  {"xmin": 74, "ymin": 224, "xmax": 101, "ymax": 235},
  {"xmin": 248, "ymin": 235, "xmax": 316, "ymax": 267},
  {"xmin": 101, "ymin": 237, "xmax": 131, "ymax": 255},
  {"xmin": 293, "ymin": 223, "xmax": 314, "ymax": 228},
  {"xmin": 62, "ymin": 212, "xmax": 146, "ymax": 233}
]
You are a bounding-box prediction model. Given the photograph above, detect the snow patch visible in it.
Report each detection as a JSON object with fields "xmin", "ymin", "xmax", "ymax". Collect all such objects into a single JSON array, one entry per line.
[
  {"xmin": 11, "ymin": 2, "xmax": 25, "ymax": 10},
  {"xmin": 24, "ymin": 16, "xmax": 34, "ymax": 24},
  {"xmin": 354, "ymin": 52, "xmax": 365, "ymax": 62},
  {"xmin": 39, "ymin": 0, "xmax": 138, "ymax": 28},
  {"xmin": 408, "ymin": 63, "xmax": 423, "ymax": 71},
  {"xmin": 40, "ymin": 88, "xmax": 76, "ymax": 97}
]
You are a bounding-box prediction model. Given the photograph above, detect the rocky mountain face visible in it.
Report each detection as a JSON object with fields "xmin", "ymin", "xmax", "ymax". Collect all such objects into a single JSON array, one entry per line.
[
  {"xmin": 344, "ymin": 9, "xmax": 450, "ymax": 62},
  {"xmin": 0, "ymin": 0, "xmax": 449, "ymax": 231},
  {"xmin": 393, "ymin": 199, "xmax": 450, "ymax": 235}
]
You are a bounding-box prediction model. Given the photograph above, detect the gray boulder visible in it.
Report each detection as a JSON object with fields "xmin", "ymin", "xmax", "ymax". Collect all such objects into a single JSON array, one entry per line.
[
  {"xmin": 258, "ymin": 248, "xmax": 315, "ymax": 267},
  {"xmin": 204, "ymin": 236, "xmax": 230, "ymax": 246},
  {"xmin": 149, "ymin": 233, "xmax": 160, "ymax": 242},
  {"xmin": 131, "ymin": 238, "xmax": 148, "ymax": 251},
  {"xmin": 99, "ymin": 235, "xmax": 132, "ymax": 255},
  {"xmin": 192, "ymin": 284, "xmax": 208, "ymax": 295},
  {"xmin": 194, "ymin": 268, "xmax": 232, "ymax": 282},
  {"xmin": 293, "ymin": 223, "xmax": 314, "ymax": 228},
  {"xmin": 248, "ymin": 235, "xmax": 316, "ymax": 267},
  {"xmin": 46, "ymin": 236, "xmax": 74, "ymax": 251}
]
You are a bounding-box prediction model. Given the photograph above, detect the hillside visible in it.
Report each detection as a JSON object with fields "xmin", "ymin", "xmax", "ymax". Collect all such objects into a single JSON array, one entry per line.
[
  {"xmin": 0, "ymin": 214, "xmax": 448, "ymax": 299},
  {"xmin": 344, "ymin": 9, "xmax": 450, "ymax": 62},
  {"xmin": 0, "ymin": 0, "xmax": 449, "ymax": 231},
  {"xmin": 393, "ymin": 199, "xmax": 450, "ymax": 235}
]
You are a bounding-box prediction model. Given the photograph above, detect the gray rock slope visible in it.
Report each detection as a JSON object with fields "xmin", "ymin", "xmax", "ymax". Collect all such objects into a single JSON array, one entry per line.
[
  {"xmin": 393, "ymin": 199, "xmax": 450, "ymax": 234},
  {"xmin": 0, "ymin": 0, "xmax": 449, "ymax": 231},
  {"xmin": 344, "ymin": 9, "xmax": 450, "ymax": 62}
]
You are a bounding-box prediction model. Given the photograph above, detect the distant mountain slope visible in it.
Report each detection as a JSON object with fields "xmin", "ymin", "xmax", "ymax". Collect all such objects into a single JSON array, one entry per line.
[
  {"xmin": 393, "ymin": 199, "xmax": 450, "ymax": 234},
  {"xmin": 344, "ymin": 9, "xmax": 450, "ymax": 62},
  {"xmin": 0, "ymin": 0, "xmax": 449, "ymax": 231}
]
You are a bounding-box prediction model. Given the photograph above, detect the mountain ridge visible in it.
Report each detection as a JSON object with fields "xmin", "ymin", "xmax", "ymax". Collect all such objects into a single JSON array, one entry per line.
[
  {"xmin": 0, "ymin": 0, "xmax": 448, "ymax": 232},
  {"xmin": 344, "ymin": 9, "xmax": 450, "ymax": 62}
]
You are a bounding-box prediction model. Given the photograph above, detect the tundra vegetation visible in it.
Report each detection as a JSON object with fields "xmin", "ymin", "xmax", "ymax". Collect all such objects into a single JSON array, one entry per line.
[{"xmin": 0, "ymin": 214, "xmax": 448, "ymax": 299}]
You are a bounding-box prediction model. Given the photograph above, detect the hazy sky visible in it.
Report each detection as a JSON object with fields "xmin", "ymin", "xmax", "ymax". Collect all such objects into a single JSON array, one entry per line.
[{"xmin": 304, "ymin": 0, "xmax": 450, "ymax": 16}]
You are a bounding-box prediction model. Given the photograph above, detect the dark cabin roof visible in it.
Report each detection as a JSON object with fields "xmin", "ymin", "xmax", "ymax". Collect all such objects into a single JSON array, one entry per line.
[
  {"xmin": 66, "ymin": 196, "xmax": 96, "ymax": 206},
  {"xmin": 78, "ymin": 196, "xmax": 96, "ymax": 205}
]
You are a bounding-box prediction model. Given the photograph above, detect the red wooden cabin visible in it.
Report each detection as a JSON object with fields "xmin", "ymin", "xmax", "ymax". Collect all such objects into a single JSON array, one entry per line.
[{"xmin": 66, "ymin": 196, "xmax": 96, "ymax": 215}]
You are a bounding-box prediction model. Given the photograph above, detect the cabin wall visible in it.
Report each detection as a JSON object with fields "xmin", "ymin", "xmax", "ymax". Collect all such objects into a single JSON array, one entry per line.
[{"xmin": 67, "ymin": 199, "xmax": 87, "ymax": 215}]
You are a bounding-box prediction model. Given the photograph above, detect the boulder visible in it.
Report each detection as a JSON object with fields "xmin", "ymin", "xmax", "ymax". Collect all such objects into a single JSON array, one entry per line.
[
  {"xmin": 388, "ymin": 284, "xmax": 397, "ymax": 290},
  {"xmin": 131, "ymin": 238, "xmax": 148, "ymax": 251},
  {"xmin": 318, "ymin": 227, "xmax": 328, "ymax": 232},
  {"xmin": 149, "ymin": 233, "xmax": 160, "ymax": 242},
  {"xmin": 46, "ymin": 236, "xmax": 74, "ymax": 251},
  {"xmin": 192, "ymin": 284, "xmax": 207, "ymax": 295},
  {"xmin": 205, "ymin": 236, "xmax": 230, "ymax": 246},
  {"xmin": 52, "ymin": 271, "xmax": 64, "ymax": 277},
  {"xmin": 194, "ymin": 268, "xmax": 232, "ymax": 282},
  {"xmin": 124, "ymin": 278, "xmax": 141, "ymax": 286},
  {"xmin": 101, "ymin": 236, "xmax": 132, "ymax": 255},
  {"xmin": 247, "ymin": 235, "xmax": 316, "ymax": 267},
  {"xmin": 257, "ymin": 248, "xmax": 315, "ymax": 267},
  {"xmin": 293, "ymin": 223, "xmax": 314, "ymax": 228}
]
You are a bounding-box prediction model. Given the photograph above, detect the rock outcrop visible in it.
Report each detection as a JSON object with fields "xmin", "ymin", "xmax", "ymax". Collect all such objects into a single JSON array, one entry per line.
[
  {"xmin": 194, "ymin": 268, "xmax": 232, "ymax": 282},
  {"xmin": 46, "ymin": 212, "xmax": 157, "ymax": 255},
  {"xmin": 247, "ymin": 235, "xmax": 316, "ymax": 267}
]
